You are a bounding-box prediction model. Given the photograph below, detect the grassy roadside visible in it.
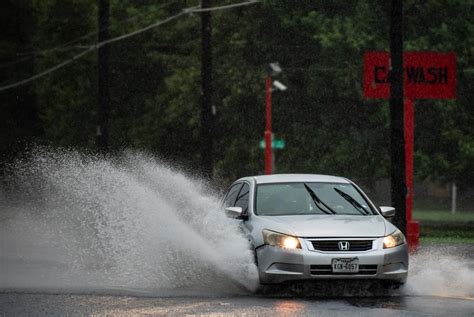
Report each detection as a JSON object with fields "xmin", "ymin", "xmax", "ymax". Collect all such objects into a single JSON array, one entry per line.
[{"xmin": 413, "ymin": 210, "xmax": 474, "ymax": 245}]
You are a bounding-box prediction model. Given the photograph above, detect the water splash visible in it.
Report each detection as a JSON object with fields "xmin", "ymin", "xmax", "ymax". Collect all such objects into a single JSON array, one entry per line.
[
  {"xmin": 403, "ymin": 247, "xmax": 474, "ymax": 298},
  {"xmin": 0, "ymin": 148, "xmax": 259, "ymax": 295},
  {"xmin": 1, "ymin": 148, "xmax": 472, "ymax": 298}
]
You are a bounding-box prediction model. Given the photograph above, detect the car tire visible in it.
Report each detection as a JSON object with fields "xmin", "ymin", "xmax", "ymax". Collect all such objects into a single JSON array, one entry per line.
[{"xmin": 383, "ymin": 280, "xmax": 404, "ymax": 290}]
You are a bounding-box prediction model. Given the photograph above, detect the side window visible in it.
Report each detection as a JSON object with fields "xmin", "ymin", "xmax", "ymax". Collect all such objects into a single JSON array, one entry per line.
[
  {"xmin": 234, "ymin": 183, "xmax": 250, "ymax": 213},
  {"xmin": 223, "ymin": 183, "xmax": 242, "ymax": 208}
]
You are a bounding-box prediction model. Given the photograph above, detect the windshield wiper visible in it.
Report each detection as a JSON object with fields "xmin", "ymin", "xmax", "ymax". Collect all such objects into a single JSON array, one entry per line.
[
  {"xmin": 303, "ymin": 184, "xmax": 337, "ymax": 215},
  {"xmin": 333, "ymin": 188, "xmax": 370, "ymax": 215}
]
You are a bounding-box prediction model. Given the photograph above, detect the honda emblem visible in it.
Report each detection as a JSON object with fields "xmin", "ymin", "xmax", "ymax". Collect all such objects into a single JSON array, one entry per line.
[{"xmin": 338, "ymin": 241, "xmax": 350, "ymax": 251}]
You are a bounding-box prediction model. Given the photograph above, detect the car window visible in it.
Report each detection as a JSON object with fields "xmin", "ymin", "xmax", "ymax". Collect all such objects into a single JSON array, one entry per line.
[
  {"xmin": 255, "ymin": 182, "xmax": 375, "ymax": 216},
  {"xmin": 234, "ymin": 183, "xmax": 250, "ymax": 213},
  {"xmin": 223, "ymin": 183, "xmax": 242, "ymax": 208}
]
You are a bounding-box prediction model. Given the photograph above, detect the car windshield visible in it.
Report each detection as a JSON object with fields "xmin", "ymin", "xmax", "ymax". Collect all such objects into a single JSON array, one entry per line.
[{"xmin": 255, "ymin": 182, "xmax": 376, "ymax": 216}]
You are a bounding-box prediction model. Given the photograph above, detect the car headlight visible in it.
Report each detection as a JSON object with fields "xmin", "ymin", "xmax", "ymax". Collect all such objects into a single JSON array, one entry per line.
[
  {"xmin": 383, "ymin": 229, "xmax": 406, "ymax": 249},
  {"xmin": 262, "ymin": 229, "xmax": 301, "ymax": 249}
]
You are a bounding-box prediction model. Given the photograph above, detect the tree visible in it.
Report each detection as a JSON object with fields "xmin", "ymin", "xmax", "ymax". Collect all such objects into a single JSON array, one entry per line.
[
  {"xmin": 0, "ymin": 0, "xmax": 40, "ymax": 176},
  {"xmin": 0, "ymin": 0, "xmax": 471, "ymax": 192}
]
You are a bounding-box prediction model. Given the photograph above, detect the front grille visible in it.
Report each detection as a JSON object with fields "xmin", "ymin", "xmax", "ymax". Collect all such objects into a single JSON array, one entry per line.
[
  {"xmin": 311, "ymin": 240, "xmax": 373, "ymax": 252},
  {"xmin": 310, "ymin": 264, "xmax": 378, "ymax": 275}
]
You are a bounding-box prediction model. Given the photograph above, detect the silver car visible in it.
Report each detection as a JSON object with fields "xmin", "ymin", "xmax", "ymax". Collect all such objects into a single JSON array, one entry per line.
[{"xmin": 222, "ymin": 174, "xmax": 408, "ymax": 286}]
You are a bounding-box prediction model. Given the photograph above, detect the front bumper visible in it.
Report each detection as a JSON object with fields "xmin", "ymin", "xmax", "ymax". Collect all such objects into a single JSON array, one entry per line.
[{"xmin": 256, "ymin": 237, "xmax": 408, "ymax": 284}]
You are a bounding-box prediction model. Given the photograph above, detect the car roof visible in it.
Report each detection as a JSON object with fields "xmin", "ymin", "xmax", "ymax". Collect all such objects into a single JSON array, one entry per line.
[{"xmin": 240, "ymin": 174, "xmax": 351, "ymax": 184}]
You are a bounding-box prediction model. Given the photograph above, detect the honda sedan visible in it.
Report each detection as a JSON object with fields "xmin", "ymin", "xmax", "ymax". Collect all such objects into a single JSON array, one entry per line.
[{"xmin": 221, "ymin": 174, "xmax": 408, "ymax": 286}]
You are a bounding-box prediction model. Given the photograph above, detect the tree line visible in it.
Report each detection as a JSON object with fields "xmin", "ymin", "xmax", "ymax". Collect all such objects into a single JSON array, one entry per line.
[{"xmin": 1, "ymin": 0, "xmax": 472, "ymax": 188}]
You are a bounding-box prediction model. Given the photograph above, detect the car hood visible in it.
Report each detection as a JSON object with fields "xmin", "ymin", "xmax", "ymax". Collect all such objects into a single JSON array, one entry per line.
[{"xmin": 256, "ymin": 214, "xmax": 388, "ymax": 238}]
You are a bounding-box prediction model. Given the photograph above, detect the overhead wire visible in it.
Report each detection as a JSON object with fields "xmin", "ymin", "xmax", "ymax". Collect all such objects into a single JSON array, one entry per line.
[
  {"xmin": 0, "ymin": 45, "xmax": 87, "ymax": 70},
  {"xmin": 0, "ymin": 55, "xmax": 36, "ymax": 70},
  {"xmin": 14, "ymin": 1, "xmax": 180, "ymax": 58},
  {"xmin": 0, "ymin": 10, "xmax": 190, "ymax": 93},
  {"xmin": 0, "ymin": 0, "xmax": 262, "ymax": 92},
  {"xmin": 191, "ymin": 0, "xmax": 261, "ymax": 12},
  {"xmin": 0, "ymin": 15, "xmax": 149, "ymax": 69},
  {"xmin": 0, "ymin": 1, "xmax": 181, "ymax": 70}
]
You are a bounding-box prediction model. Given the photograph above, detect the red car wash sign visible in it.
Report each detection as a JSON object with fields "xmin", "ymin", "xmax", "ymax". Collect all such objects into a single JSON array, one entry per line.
[{"xmin": 363, "ymin": 51, "xmax": 456, "ymax": 99}]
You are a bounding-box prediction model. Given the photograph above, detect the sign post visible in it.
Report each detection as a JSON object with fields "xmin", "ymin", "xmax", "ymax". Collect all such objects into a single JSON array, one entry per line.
[
  {"xmin": 404, "ymin": 97, "xmax": 416, "ymax": 249},
  {"xmin": 363, "ymin": 51, "xmax": 457, "ymax": 251}
]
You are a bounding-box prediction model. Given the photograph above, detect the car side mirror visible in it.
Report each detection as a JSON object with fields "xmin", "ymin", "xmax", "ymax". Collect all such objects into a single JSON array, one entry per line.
[
  {"xmin": 225, "ymin": 206, "xmax": 247, "ymax": 220},
  {"xmin": 380, "ymin": 206, "xmax": 396, "ymax": 218}
]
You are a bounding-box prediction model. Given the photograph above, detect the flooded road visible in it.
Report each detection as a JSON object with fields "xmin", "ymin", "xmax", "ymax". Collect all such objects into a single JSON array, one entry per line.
[
  {"xmin": 1, "ymin": 293, "xmax": 473, "ymax": 316},
  {"xmin": 1, "ymin": 150, "xmax": 473, "ymax": 316}
]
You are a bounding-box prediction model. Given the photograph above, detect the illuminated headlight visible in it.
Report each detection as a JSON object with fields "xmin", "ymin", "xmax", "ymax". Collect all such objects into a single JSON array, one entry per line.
[
  {"xmin": 383, "ymin": 229, "xmax": 406, "ymax": 249},
  {"xmin": 262, "ymin": 229, "xmax": 301, "ymax": 249}
]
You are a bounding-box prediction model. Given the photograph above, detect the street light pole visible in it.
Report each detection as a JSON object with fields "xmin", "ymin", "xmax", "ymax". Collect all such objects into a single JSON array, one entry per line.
[
  {"xmin": 263, "ymin": 63, "xmax": 286, "ymax": 175},
  {"xmin": 264, "ymin": 75, "xmax": 272, "ymax": 175}
]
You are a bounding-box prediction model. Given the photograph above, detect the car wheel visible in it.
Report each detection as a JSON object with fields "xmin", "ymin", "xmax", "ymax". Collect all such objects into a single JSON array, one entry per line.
[{"xmin": 383, "ymin": 280, "xmax": 403, "ymax": 290}]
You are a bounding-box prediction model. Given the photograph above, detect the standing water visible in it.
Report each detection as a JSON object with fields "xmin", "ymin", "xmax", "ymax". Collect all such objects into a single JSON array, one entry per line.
[
  {"xmin": 0, "ymin": 148, "xmax": 259, "ymax": 295},
  {"xmin": 0, "ymin": 148, "xmax": 472, "ymax": 298}
]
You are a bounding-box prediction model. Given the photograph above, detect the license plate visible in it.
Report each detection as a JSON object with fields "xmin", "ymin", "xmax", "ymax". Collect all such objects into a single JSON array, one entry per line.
[{"xmin": 332, "ymin": 258, "xmax": 359, "ymax": 273}]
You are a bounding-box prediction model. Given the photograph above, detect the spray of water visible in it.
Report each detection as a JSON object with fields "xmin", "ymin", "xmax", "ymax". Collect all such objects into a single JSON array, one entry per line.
[
  {"xmin": 1, "ymin": 148, "xmax": 472, "ymax": 298},
  {"xmin": 403, "ymin": 247, "xmax": 474, "ymax": 298},
  {"xmin": 0, "ymin": 148, "xmax": 259, "ymax": 296}
]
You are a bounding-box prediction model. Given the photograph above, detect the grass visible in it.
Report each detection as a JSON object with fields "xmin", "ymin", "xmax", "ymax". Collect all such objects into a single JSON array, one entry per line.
[
  {"xmin": 413, "ymin": 209, "xmax": 474, "ymax": 223},
  {"xmin": 413, "ymin": 209, "xmax": 474, "ymax": 245},
  {"xmin": 420, "ymin": 236, "xmax": 474, "ymax": 245}
]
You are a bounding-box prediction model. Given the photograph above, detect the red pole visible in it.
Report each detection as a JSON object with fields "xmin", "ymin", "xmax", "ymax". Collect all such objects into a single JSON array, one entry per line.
[
  {"xmin": 265, "ymin": 76, "xmax": 272, "ymax": 175},
  {"xmin": 404, "ymin": 98, "xmax": 419, "ymax": 252},
  {"xmin": 404, "ymin": 98, "xmax": 414, "ymax": 223}
]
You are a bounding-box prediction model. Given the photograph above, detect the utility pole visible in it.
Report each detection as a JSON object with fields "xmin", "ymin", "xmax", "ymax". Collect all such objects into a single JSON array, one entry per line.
[
  {"xmin": 200, "ymin": 0, "xmax": 213, "ymax": 178},
  {"xmin": 389, "ymin": 0, "xmax": 407, "ymax": 235},
  {"xmin": 97, "ymin": 0, "xmax": 110, "ymax": 152}
]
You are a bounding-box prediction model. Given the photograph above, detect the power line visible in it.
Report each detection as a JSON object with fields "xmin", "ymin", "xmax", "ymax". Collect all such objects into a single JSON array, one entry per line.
[
  {"xmin": 0, "ymin": 0, "xmax": 261, "ymax": 92},
  {"xmin": 0, "ymin": 1, "xmax": 180, "ymax": 69},
  {"xmin": 191, "ymin": 0, "xmax": 261, "ymax": 12},
  {"xmin": 0, "ymin": 10, "xmax": 186, "ymax": 92},
  {"xmin": 0, "ymin": 48, "xmax": 94, "ymax": 92},
  {"xmin": 0, "ymin": 46, "xmax": 87, "ymax": 69},
  {"xmin": 14, "ymin": 1, "xmax": 180, "ymax": 58},
  {"xmin": 7, "ymin": 0, "xmax": 260, "ymax": 63},
  {"xmin": 0, "ymin": 55, "xmax": 35, "ymax": 69}
]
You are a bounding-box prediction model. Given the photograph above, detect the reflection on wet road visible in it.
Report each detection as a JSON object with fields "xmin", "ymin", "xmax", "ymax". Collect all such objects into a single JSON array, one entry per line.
[
  {"xmin": 1, "ymin": 153, "xmax": 473, "ymax": 316},
  {"xmin": 1, "ymin": 293, "xmax": 473, "ymax": 316}
]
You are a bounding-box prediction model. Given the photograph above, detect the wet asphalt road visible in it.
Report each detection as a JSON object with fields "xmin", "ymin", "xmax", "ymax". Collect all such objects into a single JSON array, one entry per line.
[
  {"xmin": 1, "ymin": 292, "xmax": 473, "ymax": 316},
  {"xmin": 1, "ymin": 245, "xmax": 473, "ymax": 316}
]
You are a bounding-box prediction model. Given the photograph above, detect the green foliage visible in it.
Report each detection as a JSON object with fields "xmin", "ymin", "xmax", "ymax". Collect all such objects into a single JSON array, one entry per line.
[
  {"xmin": 414, "ymin": 209, "xmax": 474, "ymax": 222},
  {"xmin": 0, "ymin": 0, "xmax": 41, "ymax": 166},
  {"xmin": 0, "ymin": 0, "xmax": 472, "ymax": 187},
  {"xmin": 414, "ymin": 209, "xmax": 474, "ymax": 245}
]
